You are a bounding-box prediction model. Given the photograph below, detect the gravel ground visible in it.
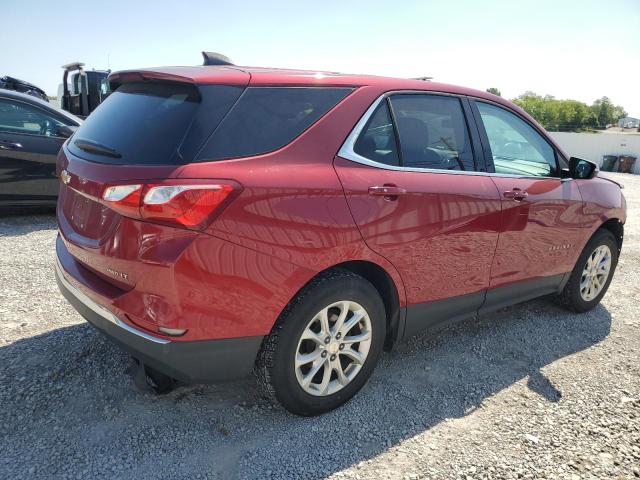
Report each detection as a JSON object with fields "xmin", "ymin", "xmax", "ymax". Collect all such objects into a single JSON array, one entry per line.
[{"xmin": 0, "ymin": 172, "xmax": 638, "ymax": 480}]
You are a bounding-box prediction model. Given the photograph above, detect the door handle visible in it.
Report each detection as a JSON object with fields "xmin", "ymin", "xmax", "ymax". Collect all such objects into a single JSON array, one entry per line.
[
  {"xmin": 368, "ymin": 185, "xmax": 408, "ymax": 199},
  {"xmin": 0, "ymin": 141, "xmax": 22, "ymax": 150},
  {"xmin": 503, "ymin": 188, "xmax": 528, "ymax": 201}
]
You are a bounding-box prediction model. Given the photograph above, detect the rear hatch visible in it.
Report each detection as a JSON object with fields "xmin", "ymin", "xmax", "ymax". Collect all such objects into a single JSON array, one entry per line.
[{"xmin": 57, "ymin": 70, "xmax": 249, "ymax": 291}]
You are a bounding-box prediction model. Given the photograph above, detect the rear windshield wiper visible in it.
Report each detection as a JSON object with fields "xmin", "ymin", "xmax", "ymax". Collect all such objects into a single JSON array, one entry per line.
[{"xmin": 73, "ymin": 138, "xmax": 122, "ymax": 158}]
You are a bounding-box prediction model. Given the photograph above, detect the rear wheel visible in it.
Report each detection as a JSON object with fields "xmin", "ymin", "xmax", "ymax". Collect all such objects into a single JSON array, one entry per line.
[
  {"xmin": 558, "ymin": 229, "xmax": 619, "ymax": 312},
  {"xmin": 255, "ymin": 270, "xmax": 386, "ymax": 416}
]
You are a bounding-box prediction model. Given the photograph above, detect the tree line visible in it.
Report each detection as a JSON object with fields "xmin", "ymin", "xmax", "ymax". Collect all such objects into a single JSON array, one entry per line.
[{"xmin": 485, "ymin": 88, "xmax": 628, "ymax": 132}]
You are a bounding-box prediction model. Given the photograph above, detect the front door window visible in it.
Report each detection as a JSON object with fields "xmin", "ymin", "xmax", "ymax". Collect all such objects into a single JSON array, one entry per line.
[{"xmin": 476, "ymin": 102, "xmax": 557, "ymax": 177}]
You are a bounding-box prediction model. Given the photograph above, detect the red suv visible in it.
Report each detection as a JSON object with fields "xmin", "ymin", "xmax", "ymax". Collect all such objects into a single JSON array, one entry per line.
[{"xmin": 55, "ymin": 64, "xmax": 626, "ymax": 415}]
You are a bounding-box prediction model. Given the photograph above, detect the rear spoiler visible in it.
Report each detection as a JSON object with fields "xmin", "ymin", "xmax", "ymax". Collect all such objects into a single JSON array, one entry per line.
[
  {"xmin": 108, "ymin": 64, "xmax": 249, "ymax": 91},
  {"xmin": 108, "ymin": 51, "xmax": 235, "ymax": 89},
  {"xmin": 108, "ymin": 70, "xmax": 200, "ymax": 90}
]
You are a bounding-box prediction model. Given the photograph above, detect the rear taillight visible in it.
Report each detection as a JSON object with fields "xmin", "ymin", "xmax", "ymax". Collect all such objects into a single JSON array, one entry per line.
[
  {"xmin": 142, "ymin": 184, "xmax": 234, "ymax": 228},
  {"xmin": 101, "ymin": 181, "xmax": 238, "ymax": 230},
  {"xmin": 101, "ymin": 184, "xmax": 143, "ymax": 218}
]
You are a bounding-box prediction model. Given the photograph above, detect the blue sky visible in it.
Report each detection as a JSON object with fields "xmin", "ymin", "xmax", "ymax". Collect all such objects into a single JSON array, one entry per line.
[{"xmin": 3, "ymin": 0, "xmax": 639, "ymax": 116}]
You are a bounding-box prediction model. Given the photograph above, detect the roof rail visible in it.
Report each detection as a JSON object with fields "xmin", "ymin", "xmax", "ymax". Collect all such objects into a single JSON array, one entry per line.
[{"xmin": 202, "ymin": 52, "xmax": 234, "ymax": 66}]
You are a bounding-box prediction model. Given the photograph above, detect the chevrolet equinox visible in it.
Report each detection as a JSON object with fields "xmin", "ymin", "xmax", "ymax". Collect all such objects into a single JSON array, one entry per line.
[{"xmin": 55, "ymin": 63, "xmax": 626, "ymax": 415}]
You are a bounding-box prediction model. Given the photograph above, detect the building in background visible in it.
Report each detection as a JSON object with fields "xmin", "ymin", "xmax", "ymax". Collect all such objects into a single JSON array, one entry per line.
[
  {"xmin": 550, "ymin": 131, "xmax": 639, "ymax": 174},
  {"xmin": 617, "ymin": 116, "xmax": 640, "ymax": 129}
]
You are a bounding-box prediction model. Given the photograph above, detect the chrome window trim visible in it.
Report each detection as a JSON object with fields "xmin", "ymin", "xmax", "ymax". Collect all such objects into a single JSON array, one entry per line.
[
  {"xmin": 55, "ymin": 258, "xmax": 171, "ymax": 345},
  {"xmin": 337, "ymin": 90, "xmax": 563, "ymax": 181}
]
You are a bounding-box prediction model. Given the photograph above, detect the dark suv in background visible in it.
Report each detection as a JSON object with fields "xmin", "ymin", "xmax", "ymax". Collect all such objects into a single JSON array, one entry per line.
[{"xmin": 55, "ymin": 64, "xmax": 625, "ymax": 415}]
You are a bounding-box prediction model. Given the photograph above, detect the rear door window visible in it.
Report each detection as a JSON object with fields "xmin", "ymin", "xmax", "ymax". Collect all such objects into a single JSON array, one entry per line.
[
  {"xmin": 197, "ymin": 87, "xmax": 352, "ymax": 161},
  {"xmin": 389, "ymin": 94, "xmax": 476, "ymax": 171},
  {"xmin": 67, "ymin": 82, "xmax": 243, "ymax": 164}
]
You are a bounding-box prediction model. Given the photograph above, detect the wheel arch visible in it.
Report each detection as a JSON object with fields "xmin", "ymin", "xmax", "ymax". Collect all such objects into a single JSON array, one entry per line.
[
  {"xmin": 332, "ymin": 260, "xmax": 403, "ymax": 350},
  {"xmin": 558, "ymin": 217, "xmax": 623, "ymax": 313},
  {"xmin": 571, "ymin": 218, "xmax": 624, "ymax": 274},
  {"xmin": 598, "ymin": 218, "xmax": 624, "ymax": 253},
  {"xmin": 270, "ymin": 259, "xmax": 404, "ymax": 352}
]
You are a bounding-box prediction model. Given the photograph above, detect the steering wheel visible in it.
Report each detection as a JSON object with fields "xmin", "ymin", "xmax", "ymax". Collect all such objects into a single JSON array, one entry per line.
[{"xmin": 39, "ymin": 119, "xmax": 55, "ymax": 136}]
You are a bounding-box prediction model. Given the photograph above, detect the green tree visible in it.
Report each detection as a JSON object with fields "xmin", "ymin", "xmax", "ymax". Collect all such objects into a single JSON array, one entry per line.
[
  {"xmin": 592, "ymin": 97, "xmax": 613, "ymax": 126},
  {"xmin": 590, "ymin": 97, "xmax": 627, "ymax": 127},
  {"xmin": 513, "ymin": 93, "xmax": 549, "ymax": 127},
  {"xmin": 612, "ymin": 105, "xmax": 627, "ymax": 123},
  {"xmin": 513, "ymin": 93, "xmax": 540, "ymax": 118},
  {"xmin": 486, "ymin": 87, "xmax": 501, "ymax": 96},
  {"xmin": 512, "ymin": 92, "xmax": 628, "ymax": 131},
  {"xmin": 585, "ymin": 111, "xmax": 599, "ymax": 128}
]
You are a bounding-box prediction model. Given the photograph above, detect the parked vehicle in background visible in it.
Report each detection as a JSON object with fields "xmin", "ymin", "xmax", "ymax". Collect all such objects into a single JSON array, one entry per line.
[
  {"xmin": 0, "ymin": 76, "xmax": 49, "ymax": 102},
  {"xmin": 0, "ymin": 89, "xmax": 81, "ymax": 209},
  {"xmin": 58, "ymin": 62, "xmax": 111, "ymax": 118},
  {"xmin": 1, "ymin": 62, "xmax": 111, "ymax": 119},
  {"xmin": 55, "ymin": 62, "xmax": 626, "ymax": 416}
]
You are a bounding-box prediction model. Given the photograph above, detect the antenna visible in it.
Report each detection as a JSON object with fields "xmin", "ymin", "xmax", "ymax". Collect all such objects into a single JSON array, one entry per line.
[{"xmin": 202, "ymin": 52, "xmax": 234, "ymax": 66}]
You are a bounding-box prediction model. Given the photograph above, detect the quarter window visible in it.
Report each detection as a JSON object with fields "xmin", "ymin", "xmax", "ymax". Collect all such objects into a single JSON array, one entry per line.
[
  {"xmin": 476, "ymin": 102, "xmax": 557, "ymax": 177},
  {"xmin": 389, "ymin": 94, "xmax": 475, "ymax": 171},
  {"xmin": 198, "ymin": 87, "xmax": 352, "ymax": 161},
  {"xmin": 353, "ymin": 101, "xmax": 400, "ymax": 166},
  {"xmin": 0, "ymin": 99, "xmax": 66, "ymax": 137}
]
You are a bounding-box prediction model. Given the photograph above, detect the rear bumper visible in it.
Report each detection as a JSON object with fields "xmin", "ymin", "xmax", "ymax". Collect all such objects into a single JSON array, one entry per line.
[{"xmin": 55, "ymin": 258, "xmax": 263, "ymax": 383}]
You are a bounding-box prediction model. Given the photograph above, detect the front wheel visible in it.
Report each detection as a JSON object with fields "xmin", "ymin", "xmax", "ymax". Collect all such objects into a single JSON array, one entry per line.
[
  {"xmin": 255, "ymin": 270, "xmax": 386, "ymax": 416},
  {"xmin": 558, "ymin": 229, "xmax": 619, "ymax": 313}
]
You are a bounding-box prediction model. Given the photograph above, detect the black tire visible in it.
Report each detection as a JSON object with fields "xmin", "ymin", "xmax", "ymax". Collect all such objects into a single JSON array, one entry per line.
[
  {"xmin": 558, "ymin": 229, "xmax": 619, "ymax": 313},
  {"xmin": 255, "ymin": 269, "xmax": 386, "ymax": 416}
]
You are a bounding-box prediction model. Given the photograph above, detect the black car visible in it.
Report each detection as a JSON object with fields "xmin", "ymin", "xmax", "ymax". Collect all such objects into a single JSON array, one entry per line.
[{"xmin": 0, "ymin": 89, "xmax": 81, "ymax": 209}]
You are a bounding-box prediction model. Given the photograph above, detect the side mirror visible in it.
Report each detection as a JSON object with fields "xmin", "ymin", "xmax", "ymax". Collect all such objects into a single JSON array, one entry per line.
[
  {"xmin": 569, "ymin": 157, "xmax": 598, "ymax": 179},
  {"xmin": 56, "ymin": 125, "xmax": 77, "ymax": 139}
]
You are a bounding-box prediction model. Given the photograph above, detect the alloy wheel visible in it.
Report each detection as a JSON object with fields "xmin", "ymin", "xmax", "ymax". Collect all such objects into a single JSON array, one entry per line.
[
  {"xmin": 580, "ymin": 244, "xmax": 612, "ymax": 301},
  {"xmin": 294, "ymin": 300, "xmax": 372, "ymax": 396}
]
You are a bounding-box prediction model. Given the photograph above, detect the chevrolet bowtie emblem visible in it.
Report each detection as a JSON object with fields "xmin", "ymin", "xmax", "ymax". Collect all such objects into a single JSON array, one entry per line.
[{"xmin": 60, "ymin": 169, "xmax": 71, "ymax": 185}]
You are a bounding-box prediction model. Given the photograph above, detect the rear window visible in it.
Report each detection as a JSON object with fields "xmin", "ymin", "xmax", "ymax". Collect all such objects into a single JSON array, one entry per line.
[
  {"xmin": 197, "ymin": 87, "xmax": 352, "ymax": 161},
  {"xmin": 67, "ymin": 82, "xmax": 243, "ymax": 165}
]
